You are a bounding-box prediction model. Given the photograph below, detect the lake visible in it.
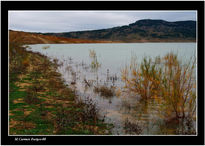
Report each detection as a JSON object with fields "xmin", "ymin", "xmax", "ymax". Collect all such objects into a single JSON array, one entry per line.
[{"xmin": 28, "ymin": 43, "xmax": 197, "ymax": 135}]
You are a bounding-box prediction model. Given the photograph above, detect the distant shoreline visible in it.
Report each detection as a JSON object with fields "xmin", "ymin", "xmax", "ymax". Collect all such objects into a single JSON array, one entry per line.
[
  {"xmin": 27, "ymin": 40, "xmax": 196, "ymax": 45},
  {"xmin": 9, "ymin": 30, "xmax": 196, "ymax": 45}
]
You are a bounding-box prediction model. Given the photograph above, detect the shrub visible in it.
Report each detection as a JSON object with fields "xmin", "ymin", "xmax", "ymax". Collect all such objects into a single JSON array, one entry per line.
[
  {"xmin": 121, "ymin": 53, "xmax": 196, "ymax": 122},
  {"xmin": 159, "ymin": 53, "xmax": 196, "ymax": 120},
  {"xmin": 121, "ymin": 56, "xmax": 162, "ymax": 99}
]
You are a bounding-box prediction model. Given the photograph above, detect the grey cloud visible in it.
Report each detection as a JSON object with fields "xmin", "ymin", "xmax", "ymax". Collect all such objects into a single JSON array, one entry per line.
[{"xmin": 9, "ymin": 11, "xmax": 196, "ymax": 33}]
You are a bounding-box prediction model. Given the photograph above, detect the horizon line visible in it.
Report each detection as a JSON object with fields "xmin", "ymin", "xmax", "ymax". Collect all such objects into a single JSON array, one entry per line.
[{"xmin": 8, "ymin": 19, "xmax": 196, "ymax": 34}]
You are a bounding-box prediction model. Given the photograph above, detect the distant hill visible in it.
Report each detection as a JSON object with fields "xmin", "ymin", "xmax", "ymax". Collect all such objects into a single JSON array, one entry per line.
[
  {"xmin": 43, "ymin": 19, "xmax": 196, "ymax": 42},
  {"xmin": 9, "ymin": 30, "xmax": 110, "ymax": 44}
]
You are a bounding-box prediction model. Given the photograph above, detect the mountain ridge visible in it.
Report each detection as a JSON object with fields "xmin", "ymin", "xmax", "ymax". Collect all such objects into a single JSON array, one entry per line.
[{"xmin": 42, "ymin": 19, "xmax": 196, "ymax": 42}]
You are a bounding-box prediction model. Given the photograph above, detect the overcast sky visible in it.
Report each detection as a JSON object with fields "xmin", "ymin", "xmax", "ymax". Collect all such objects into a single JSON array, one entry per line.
[{"xmin": 9, "ymin": 11, "xmax": 197, "ymax": 33}]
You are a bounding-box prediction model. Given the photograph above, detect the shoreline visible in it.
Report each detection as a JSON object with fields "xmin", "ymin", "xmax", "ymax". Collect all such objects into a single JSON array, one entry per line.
[
  {"xmin": 9, "ymin": 43, "xmax": 112, "ymax": 135},
  {"xmin": 26, "ymin": 41, "xmax": 196, "ymax": 46},
  {"xmin": 9, "ymin": 30, "xmax": 196, "ymax": 45}
]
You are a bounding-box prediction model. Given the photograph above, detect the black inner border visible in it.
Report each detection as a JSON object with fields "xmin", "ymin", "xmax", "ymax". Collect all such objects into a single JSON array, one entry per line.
[{"xmin": 1, "ymin": 1, "xmax": 204, "ymax": 145}]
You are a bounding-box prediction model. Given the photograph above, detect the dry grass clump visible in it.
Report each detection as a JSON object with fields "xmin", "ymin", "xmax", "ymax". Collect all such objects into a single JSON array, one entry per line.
[{"xmin": 94, "ymin": 86, "xmax": 114, "ymax": 97}]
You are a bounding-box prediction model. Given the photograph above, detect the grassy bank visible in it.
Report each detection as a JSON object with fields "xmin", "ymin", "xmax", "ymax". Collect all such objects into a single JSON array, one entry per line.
[{"xmin": 9, "ymin": 43, "xmax": 112, "ymax": 135}]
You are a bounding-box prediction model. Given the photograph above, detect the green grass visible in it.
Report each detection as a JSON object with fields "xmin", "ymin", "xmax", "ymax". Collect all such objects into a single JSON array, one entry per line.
[
  {"xmin": 9, "ymin": 43, "xmax": 112, "ymax": 135},
  {"xmin": 9, "ymin": 80, "xmax": 27, "ymax": 110}
]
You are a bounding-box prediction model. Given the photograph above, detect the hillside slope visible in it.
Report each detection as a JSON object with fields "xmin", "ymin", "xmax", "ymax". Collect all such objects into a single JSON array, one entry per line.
[
  {"xmin": 9, "ymin": 30, "xmax": 110, "ymax": 44},
  {"xmin": 44, "ymin": 19, "xmax": 196, "ymax": 42}
]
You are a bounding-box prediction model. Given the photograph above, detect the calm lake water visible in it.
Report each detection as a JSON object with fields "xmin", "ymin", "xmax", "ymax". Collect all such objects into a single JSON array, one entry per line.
[{"xmin": 28, "ymin": 43, "xmax": 196, "ymax": 135}]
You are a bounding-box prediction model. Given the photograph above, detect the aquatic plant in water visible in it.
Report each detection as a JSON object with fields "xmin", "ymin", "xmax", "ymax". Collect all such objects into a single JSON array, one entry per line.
[{"xmin": 89, "ymin": 49, "xmax": 101, "ymax": 71}]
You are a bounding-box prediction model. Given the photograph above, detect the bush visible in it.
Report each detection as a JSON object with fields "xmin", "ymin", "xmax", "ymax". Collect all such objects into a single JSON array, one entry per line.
[
  {"xmin": 121, "ymin": 53, "xmax": 196, "ymax": 121},
  {"xmin": 121, "ymin": 56, "xmax": 162, "ymax": 99},
  {"xmin": 159, "ymin": 53, "xmax": 196, "ymax": 120}
]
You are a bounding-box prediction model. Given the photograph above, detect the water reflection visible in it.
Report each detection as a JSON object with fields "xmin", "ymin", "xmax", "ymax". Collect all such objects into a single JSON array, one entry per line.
[
  {"xmin": 28, "ymin": 43, "xmax": 196, "ymax": 135},
  {"xmin": 56, "ymin": 51, "xmax": 195, "ymax": 135}
]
